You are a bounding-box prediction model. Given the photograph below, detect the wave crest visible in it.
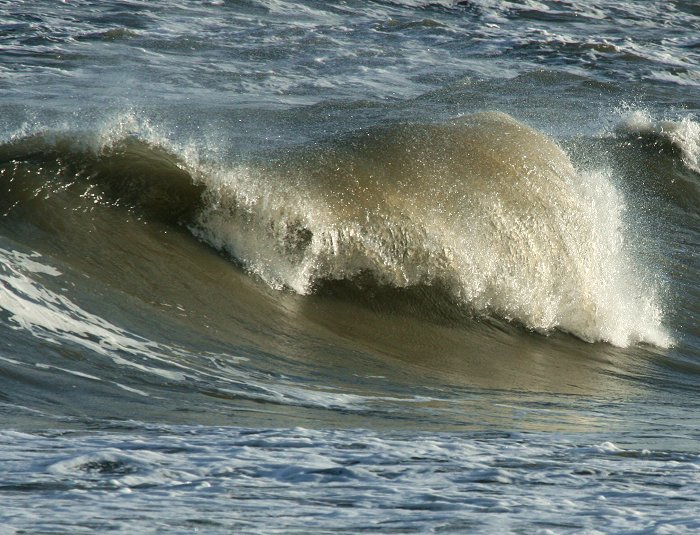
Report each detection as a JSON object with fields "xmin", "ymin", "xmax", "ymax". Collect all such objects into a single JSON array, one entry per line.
[
  {"xmin": 615, "ymin": 110, "xmax": 700, "ymax": 175},
  {"xmin": 193, "ymin": 112, "xmax": 671, "ymax": 347}
]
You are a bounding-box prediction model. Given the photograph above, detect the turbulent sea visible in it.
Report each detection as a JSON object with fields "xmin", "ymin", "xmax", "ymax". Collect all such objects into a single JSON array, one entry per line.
[{"xmin": 1, "ymin": 1, "xmax": 699, "ymax": 532}]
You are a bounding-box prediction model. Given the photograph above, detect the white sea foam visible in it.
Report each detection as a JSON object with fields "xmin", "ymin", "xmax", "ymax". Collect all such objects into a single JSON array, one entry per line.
[{"xmin": 2, "ymin": 425, "xmax": 699, "ymax": 533}]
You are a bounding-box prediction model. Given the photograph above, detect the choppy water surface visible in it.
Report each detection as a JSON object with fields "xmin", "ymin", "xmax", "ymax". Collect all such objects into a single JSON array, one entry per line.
[{"xmin": 1, "ymin": 1, "xmax": 699, "ymax": 532}]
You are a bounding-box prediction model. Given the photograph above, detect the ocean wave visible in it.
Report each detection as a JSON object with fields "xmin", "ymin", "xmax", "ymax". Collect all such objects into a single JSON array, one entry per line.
[
  {"xmin": 0, "ymin": 112, "xmax": 673, "ymax": 348},
  {"xmin": 615, "ymin": 110, "xmax": 700, "ymax": 175}
]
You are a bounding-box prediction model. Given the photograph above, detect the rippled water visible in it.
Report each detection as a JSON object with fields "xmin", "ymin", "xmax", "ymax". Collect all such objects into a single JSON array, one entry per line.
[
  {"xmin": 5, "ymin": 426, "xmax": 700, "ymax": 533},
  {"xmin": 1, "ymin": 1, "xmax": 699, "ymax": 532}
]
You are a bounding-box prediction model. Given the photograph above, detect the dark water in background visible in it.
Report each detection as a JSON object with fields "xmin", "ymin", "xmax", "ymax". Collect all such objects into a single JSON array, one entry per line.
[{"xmin": 1, "ymin": 1, "xmax": 699, "ymax": 532}]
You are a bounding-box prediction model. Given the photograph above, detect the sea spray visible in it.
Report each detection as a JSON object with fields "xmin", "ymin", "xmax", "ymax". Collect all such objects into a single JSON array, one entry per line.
[{"xmin": 193, "ymin": 112, "xmax": 672, "ymax": 347}]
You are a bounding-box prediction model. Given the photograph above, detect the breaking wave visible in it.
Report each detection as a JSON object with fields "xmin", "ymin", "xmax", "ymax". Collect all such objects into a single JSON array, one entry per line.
[
  {"xmin": 192, "ymin": 112, "xmax": 670, "ymax": 347},
  {"xmin": 0, "ymin": 112, "xmax": 673, "ymax": 347}
]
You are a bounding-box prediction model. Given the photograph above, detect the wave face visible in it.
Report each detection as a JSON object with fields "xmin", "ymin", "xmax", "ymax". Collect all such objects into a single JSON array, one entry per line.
[
  {"xmin": 0, "ymin": 128, "xmax": 203, "ymax": 226},
  {"xmin": 192, "ymin": 112, "xmax": 669, "ymax": 347}
]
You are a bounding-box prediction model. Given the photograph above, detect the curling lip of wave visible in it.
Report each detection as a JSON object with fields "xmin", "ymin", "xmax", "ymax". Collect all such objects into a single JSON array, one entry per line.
[
  {"xmin": 192, "ymin": 111, "xmax": 672, "ymax": 348},
  {"xmin": 0, "ymin": 131, "xmax": 205, "ymax": 225}
]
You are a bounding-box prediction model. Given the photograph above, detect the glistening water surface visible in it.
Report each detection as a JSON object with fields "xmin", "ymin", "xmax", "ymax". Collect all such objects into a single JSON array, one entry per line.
[{"xmin": 1, "ymin": 1, "xmax": 699, "ymax": 532}]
